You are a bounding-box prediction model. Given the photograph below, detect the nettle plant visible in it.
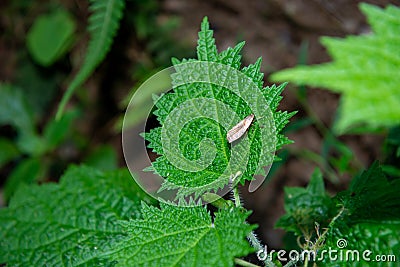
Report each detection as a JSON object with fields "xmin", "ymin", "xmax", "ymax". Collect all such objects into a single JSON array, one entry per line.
[
  {"xmin": 1, "ymin": 16, "xmax": 295, "ymax": 266},
  {"xmin": 271, "ymin": 4, "xmax": 400, "ymax": 267},
  {"xmin": 1, "ymin": 4, "xmax": 400, "ymax": 267}
]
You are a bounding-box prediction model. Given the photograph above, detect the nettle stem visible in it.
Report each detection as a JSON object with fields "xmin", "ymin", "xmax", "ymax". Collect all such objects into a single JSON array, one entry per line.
[
  {"xmin": 235, "ymin": 258, "xmax": 261, "ymax": 267},
  {"xmin": 231, "ymin": 185, "xmax": 276, "ymax": 267}
]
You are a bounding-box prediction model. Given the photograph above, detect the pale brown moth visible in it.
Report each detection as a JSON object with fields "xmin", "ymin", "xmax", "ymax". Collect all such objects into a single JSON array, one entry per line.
[{"xmin": 226, "ymin": 114, "xmax": 255, "ymax": 143}]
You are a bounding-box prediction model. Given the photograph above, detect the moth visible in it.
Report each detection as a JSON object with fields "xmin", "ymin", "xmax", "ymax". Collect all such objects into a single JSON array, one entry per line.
[{"xmin": 226, "ymin": 114, "xmax": 255, "ymax": 143}]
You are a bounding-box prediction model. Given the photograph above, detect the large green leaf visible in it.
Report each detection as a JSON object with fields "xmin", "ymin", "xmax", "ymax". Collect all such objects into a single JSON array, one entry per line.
[
  {"xmin": 322, "ymin": 222, "xmax": 400, "ymax": 267},
  {"xmin": 111, "ymin": 203, "xmax": 255, "ymax": 267},
  {"xmin": 0, "ymin": 165, "xmax": 255, "ymax": 267},
  {"xmin": 0, "ymin": 166, "xmax": 149, "ymax": 266},
  {"xmin": 271, "ymin": 4, "xmax": 400, "ymax": 133},
  {"xmin": 335, "ymin": 162, "xmax": 400, "ymax": 223}
]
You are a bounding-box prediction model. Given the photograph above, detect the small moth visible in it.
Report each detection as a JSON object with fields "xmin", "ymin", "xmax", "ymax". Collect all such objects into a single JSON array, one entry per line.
[{"xmin": 226, "ymin": 114, "xmax": 255, "ymax": 143}]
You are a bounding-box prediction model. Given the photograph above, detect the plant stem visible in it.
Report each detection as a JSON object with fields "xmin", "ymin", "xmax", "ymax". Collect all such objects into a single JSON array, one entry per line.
[
  {"xmin": 232, "ymin": 184, "xmax": 242, "ymax": 208},
  {"xmin": 231, "ymin": 185, "xmax": 276, "ymax": 267},
  {"xmin": 234, "ymin": 258, "xmax": 262, "ymax": 267},
  {"xmin": 302, "ymin": 205, "xmax": 346, "ymax": 267},
  {"xmin": 317, "ymin": 205, "xmax": 345, "ymax": 243},
  {"xmin": 283, "ymin": 259, "xmax": 298, "ymax": 267}
]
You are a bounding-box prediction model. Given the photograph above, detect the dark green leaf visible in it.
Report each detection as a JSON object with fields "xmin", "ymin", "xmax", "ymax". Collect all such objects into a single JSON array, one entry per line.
[
  {"xmin": 336, "ymin": 162, "xmax": 400, "ymax": 223},
  {"xmin": 0, "ymin": 166, "xmax": 151, "ymax": 266},
  {"xmin": 43, "ymin": 110, "xmax": 78, "ymax": 150},
  {"xmin": 0, "ymin": 138, "xmax": 19, "ymax": 168},
  {"xmin": 15, "ymin": 60, "xmax": 59, "ymax": 117},
  {"xmin": 3, "ymin": 157, "xmax": 43, "ymax": 201},
  {"xmin": 0, "ymin": 83, "xmax": 44, "ymax": 155},
  {"xmin": 276, "ymin": 169, "xmax": 337, "ymax": 236},
  {"xmin": 322, "ymin": 222, "xmax": 400, "ymax": 267},
  {"xmin": 0, "ymin": 84, "xmax": 35, "ymax": 134}
]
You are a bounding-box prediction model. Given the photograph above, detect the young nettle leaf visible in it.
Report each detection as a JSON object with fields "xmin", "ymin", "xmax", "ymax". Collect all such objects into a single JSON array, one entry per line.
[
  {"xmin": 144, "ymin": 17, "xmax": 295, "ymax": 199},
  {"xmin": 0, "ymin": 165, "xmax": 256, "ymax": 267},
  {"xmin": 275, "ymin": 168, "xmax": 337, "ymax": 237},
  {"xmin": 111, "ymin": 203, "xmax": 255, "ymax": 267},
  {"xmin": 0, "ymin": 166, "xmax": 151, "ymax": 266},
  {"xmin": 277, "ymin": 163, "xmax": 400, "ymax": 266},
  {"xmin": 271, "ymin": 3, "xmax": 400, "ymax": 133}
]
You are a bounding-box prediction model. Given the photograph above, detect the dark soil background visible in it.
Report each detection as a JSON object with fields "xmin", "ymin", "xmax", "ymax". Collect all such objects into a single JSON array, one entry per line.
[{"xmin": 0, "ymin": 0, "xmax": 398, "ymax": 261}]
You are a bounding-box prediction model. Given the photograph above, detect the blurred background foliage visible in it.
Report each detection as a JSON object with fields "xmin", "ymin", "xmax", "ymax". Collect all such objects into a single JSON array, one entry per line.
[
  {"xmin": 0, "ymin": 0, "xmax": 192, "ymax": 204},
  {"xmin": 0, "ymin": 0, "xmax": 399, "ymax": 252}
]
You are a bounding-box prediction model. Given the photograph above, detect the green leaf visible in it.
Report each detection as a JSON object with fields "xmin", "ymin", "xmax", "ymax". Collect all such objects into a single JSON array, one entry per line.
[
  {"xmin": 336, "ymin": 162, "xmax": 400, "ymax": 223},
  {"xmin": 0, "ymin": 83, "xmax": 44, "ymax": 155},
  {"xmin": 197, "ymin": 17, "xmax": 218, "ymax": 62},
  {"xmin": 382, "ymin": 164, "xmax": 400, "ymax": 178},
  {"xmin": 307, "ymin": 168, "xmax": 325, "ymax": 194},
  {"xmin": 56, "ymin": 0, "xmax": 125, "ymax": 119},
  {"xmin": 43, "ymin": 110, "xmax": 78, "ymax": 150},
  {"xmin": 271, "ymin": 4, "xmax": 400, "ymax": 133},
  {"xmin": 0, "ymin": 84, "xmax": 35, "ymax": 134},
  {"xmin": 275, "ymin": 168, "xmax": 337, "ymax": 236},
  {"xmin": 144, "ymin": 17, "xmax": 295, "ymax": 199},
  {"xmin": 322, "ymin": 222, "xmax": 400, "ymax": 267},
  {"xmin": 276, "ymin": 163, "xmax": 400, "ymax": 266},
  {"xmin": 110, "ymin": 203, "xmax": 255, "ymax": 266},
  {"xmin": 15, "ymin": 59, "xmax": 59, "ymax": 117},
  {"xmin": 3, "ymin": 157, "xmax": 43, "ymax": 201},
  {"xmin": 320, "ymin": 162, "xmax": 400, "ymax": 266},
  {"xmin": 0, "ymin": 138, "xmax": 19, "ymax": 168},
  {"xmin": 0, "ymin": 165, "xmax": 254, "ymax": 266},
  {"xmin": 27, "ymin": 9, "xmax": 76, "ymax": 66},
  {"xmin": 0, "ymin": 165, "xmax": 151, "ymax": 266}
]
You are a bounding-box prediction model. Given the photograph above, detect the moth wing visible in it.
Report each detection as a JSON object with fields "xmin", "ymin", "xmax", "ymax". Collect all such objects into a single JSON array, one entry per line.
[{"xmin": 226, "ymin": 114, "xmax": 255, "ymax": 143}]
